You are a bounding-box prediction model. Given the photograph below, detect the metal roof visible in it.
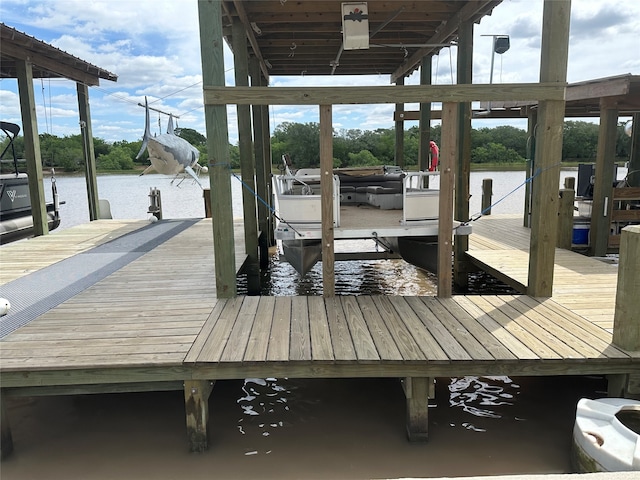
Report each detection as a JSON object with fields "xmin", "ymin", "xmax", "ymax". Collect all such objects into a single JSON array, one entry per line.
[{"xmin": 0, "ymin": 23, "xmax": 117, "ymax": 86}]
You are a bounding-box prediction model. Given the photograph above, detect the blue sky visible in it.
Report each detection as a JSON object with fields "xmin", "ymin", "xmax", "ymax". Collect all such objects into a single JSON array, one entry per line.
[{"xmin": 1, "ymin": 0, "xmax": 639, "ymax": 145}]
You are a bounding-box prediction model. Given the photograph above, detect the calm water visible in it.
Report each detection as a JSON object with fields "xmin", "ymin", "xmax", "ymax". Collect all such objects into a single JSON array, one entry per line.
[{"xmin": 3, "ymin": 168, "xmax": 618, "ymax": 478}]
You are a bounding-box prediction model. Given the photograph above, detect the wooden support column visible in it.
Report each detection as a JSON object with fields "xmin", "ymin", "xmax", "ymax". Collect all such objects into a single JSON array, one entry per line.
[
  {"xmin": 233, "ymin": 20, "xmax": 260, "ymax": 294},
  {"xmin": 77, "ymin": 82, "xmax": 99, "ymax": 221},
  {"xmin": 438, "ymin": 102, "xmax": 458, "ymax": 297},
  {"xmin": 610, "ymin": 224, "xmax": 640, "ymax": 398},
  {"xmin": 260, "ymin": 89, "xmax": 274, "ymax": 248},
  {"xmin": 395, "ymin": 76, "xmax": 405, "ymax": 168},
  {"xmin": 628, "ymin": 112, "xmax": 640, "ymax": 188},
  {"xmin": 250, "ymin": 58, "xmax": 270, "ymax": 268},
  {"xmin": 557, "ymin": 188, "xmax": 575, "ymax": 249},
  {"xmin": 612, "ymin": 225, "xmax": 640, "ymax": 351},
  {"xmin": 320, "ymin": 104, "xmax": 335, "ymax": 297},
  {"xmin": 453, "ymin": 20, "xmax": 473, "ymax": 291},
  {"xmin": 16, "ymin": 58, "xmax": 48, "ymax": 237},
  {"xmin": 524, "ymin": 108, "xmax": 537, "ymax": 227},
  {"xmin": 527, "ymin": 0, "xmax": 570, "ymax": 297},
  {"xmin": 418, "ymin": 56, "xmax": 432, "ymax": 176},
  {"xmin": 198, "ymin": 0, "xmax": 236, "ymax": 298},
  {"xmin": 1, "ymin": 393, "xmax": 13, "ymax": 459},
  {"xmin": 589, "ymin": 100, "xmax": 619, "ymax": 257},
  {"xmin": 184, "ymin": 380, "xmax": 214, "ymax": 452},
  {"xmin": 404, "ymin": 377, "xmax": 430, "ymax": 442}
]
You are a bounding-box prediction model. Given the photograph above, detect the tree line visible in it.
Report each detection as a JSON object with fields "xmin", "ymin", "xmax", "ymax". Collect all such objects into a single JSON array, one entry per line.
[{"xmin": 0, "ymin": 120, "xmax": 632, "ymax": 173}]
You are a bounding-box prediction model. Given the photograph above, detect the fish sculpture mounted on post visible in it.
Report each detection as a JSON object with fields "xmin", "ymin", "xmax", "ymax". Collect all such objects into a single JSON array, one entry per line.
[{"xmin": 136, "ymin": 97, "xmax": 207, "ymax": 188}]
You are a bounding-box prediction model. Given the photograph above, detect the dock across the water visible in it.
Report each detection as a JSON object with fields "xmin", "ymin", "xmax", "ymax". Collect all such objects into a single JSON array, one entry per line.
[{"xmin": 1, "ymin": 217, "xmax": 638, "ymax": 456}]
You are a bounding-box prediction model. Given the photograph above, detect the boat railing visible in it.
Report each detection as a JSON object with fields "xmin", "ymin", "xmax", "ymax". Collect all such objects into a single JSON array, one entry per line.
[
  {"xmin": 402, "ymin": 171, "xmax": 440, "ymax": 224},
  {"xmin": 272, "ymin": 173, "xmax": 341, "ymax": 227}
]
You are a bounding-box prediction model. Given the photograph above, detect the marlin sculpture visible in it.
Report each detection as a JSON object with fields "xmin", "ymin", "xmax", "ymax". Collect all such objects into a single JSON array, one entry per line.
[{"xmin": 136, "ymin": 97, "xmax": 207, "ymax": 188}]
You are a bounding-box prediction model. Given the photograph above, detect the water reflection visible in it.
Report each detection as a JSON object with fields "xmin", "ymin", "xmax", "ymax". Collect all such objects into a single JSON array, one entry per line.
[{"xmin": 448, "ymin": 376, "xmax": 520, "ymax": 428}]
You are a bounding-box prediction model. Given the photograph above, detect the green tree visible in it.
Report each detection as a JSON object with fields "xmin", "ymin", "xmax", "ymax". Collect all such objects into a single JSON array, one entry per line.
[
  {"xmin": 347, "ymin": 149, "xmax": 381, "ymax": 166},
  {"xmin": 472, "ymin": 142, "xmax": 524, "ymax": 164},
  {"xmin": 96, "ymin": 146, "xmax": 134, "ymax": 170},
  {"xmin": 562, "ymin": 121, "xmax": 599, "ymax": 161}
]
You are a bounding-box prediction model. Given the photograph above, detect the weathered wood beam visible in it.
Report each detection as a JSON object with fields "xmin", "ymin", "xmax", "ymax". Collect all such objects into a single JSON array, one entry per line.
[
  {"xmin": 199, "ymin": 0, "xmax": 237, "ymax": 298},
  {"xmin": 404, "ymin": 377, "xmax": 430, "ymax": 442},
  {"xmin": 0, "ymin": 41, "xmax": 101, "ymax": 86},
  {"xmin": 612, "ymin": 225, "xmax": 640, "ymax": 351},
  {"xmin": 523, "ymin": 108, "xmax": 537, "ymax": 227},
  {"xmin": 453, "ymin": 20, "xmax": 473, "ymax": 291},
  {"xmin": 16, "ymin": 58, "xmax": 48, "ymax": 237},
  {"xmin": 627, "ymin": 112, "xmax": 640, "ymax": 187},
  {"xmin": 589, "ymin": 100, "xmax": 618, "ymax": 257},
  {"xmin": 203, "ymin": 83, "xmax": 566, "ymax": 106},
  {"xmin": 77, "ymin": 82, "xmax": 99, "ymax": 221},
  {"xmin": 395, "ymin": 76, "xmax": 405, "ymax": 168},
  {"xmin": 418, "ymin": 57, "xmax": 432, "ymax": 175},
  {"xmin": 557, "ymin": 188, "xmax": 575, "ymax": 249},
  {"xmin": 184, "ymin": 380, "xmax": 214, "ymax": 452},
  {"xmin": 231, "ymin": 0, "xmax": 270, "ymax": 81},
  {"xmin": 233, "ymin": 20, "xmax": 260, "ymax": 294},
  {"xmin": 250, "ymin": 58, "xmax": 270, "ymax": 267},
  {"xmin": 527, "ymin": 0, "xmax": 571, "ymax": 297},
  {"xmin": 438, "ymin": 102, "xmax": 458, "ymax": 298},
  {"xmin": 320, "ymin": 105, "xmax": 335, "ymax": 297}
]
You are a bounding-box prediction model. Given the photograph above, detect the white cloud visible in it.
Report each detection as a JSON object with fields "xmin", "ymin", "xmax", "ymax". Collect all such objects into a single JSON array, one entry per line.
[{"xmin": 1, "ymin": 0, "xmax": 638, "ymax": 144}]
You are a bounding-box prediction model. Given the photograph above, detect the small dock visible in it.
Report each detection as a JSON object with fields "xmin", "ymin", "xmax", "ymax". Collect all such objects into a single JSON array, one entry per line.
[{"xmin": 1, "ymin": 217, "xmax": 638, "ymax": 456}]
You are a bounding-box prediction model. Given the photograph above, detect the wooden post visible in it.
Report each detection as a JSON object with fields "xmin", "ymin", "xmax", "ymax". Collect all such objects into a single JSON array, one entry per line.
[
  {"xmin": 564, "ymin": 176, "xmax": 576, "ymax": 190},
  {"xmin": 438, "ymin": 102, "xmax": 458, "ymax": 298},
  {"xmin": 77, "ymin": 82, "xmax": 100, "ymax": 221},
  {"xmin": 320, "ymin": 105, "xmax": 335, "ymax": 297},
  {"xmin": 481, "ymin": 178, "xmax": 493, "ymax": 215},
  {"xmin": 233, "ymin": 20, "xmax": 260, "ymax": 294},
  {"xmin": 1, "ymin": 394, "xmax": 13, "ymax": 459},
  {"xmin": 527, "ymin": 0, "xmax": 570, "ymax": 298},
  {"xmin": 395, "ymin": 76, "xmax": 405, "ymax": 169},
  {"xmin": 16, "ymin": 58, "xmax": 48, "ymax": 237},
  {"xmin": 612, "ymin": 225, "xmax": 640, "ymax": 351},
  {"xmin": 184, "ymin": 380, "xmax": 214, "ymax": 452},
  {"xmin": 260, "ymin": 94, "xmax": 274, "ymax": 248},
  {"xmin": 404, "ymin": 377, "xmax": 430, "ymax": 442},
  {"xmin": 589, "ymin": 100, "xmax": 618, "ymax": 257},
  {"xmin": 453, "ymin": 20, "xmax": 473, "ymax": 291},
  {"xmin": 628, "ymin": 112, "xmax": 640, "ymax": 188},
  {"xmin": 250, "ymin": 58, "xmax": 270, "ymax": 268},
  {"xmin": 557, "ymin": 188, "xmax": 575, "ymax": 249},
  {"xmin": 523, "ymin": 108, "xmax": 537, "ymax": 227},
  {"xmin": 418, "ymin": 56, "xmax": 432, "ymax": 177},
  {"xmin": 198, "ymin": 0, "xmax": 236, "ymax": 298}
]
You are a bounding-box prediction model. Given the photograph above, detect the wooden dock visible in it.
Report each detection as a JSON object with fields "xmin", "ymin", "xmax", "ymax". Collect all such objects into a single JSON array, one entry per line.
[
  {"xmin": 468, "ymin": 214, "xmax": 619, "ymax": 330},
  {"xmin": 1, "ymin": 217, "xmax": 638, "ymax": 455}
]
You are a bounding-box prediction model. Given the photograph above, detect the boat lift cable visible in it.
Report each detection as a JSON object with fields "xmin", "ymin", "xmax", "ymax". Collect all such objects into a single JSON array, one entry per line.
[
  {"xmin": 228, "ymin": 170, "xmax": 304, "ymax": 237},
  {"xmin": 457, "ymin": 162, "xmax": 562, "ymax": 231}
]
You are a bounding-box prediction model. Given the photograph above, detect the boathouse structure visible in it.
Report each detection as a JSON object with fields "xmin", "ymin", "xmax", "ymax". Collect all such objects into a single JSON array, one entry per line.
[
  {"xmin": 0, "ymin": 23, "xmax": 118, "ymax": 228},
  {"xmin": 1, "ymin": 0, "xmax": 639, "ymax": 459}
]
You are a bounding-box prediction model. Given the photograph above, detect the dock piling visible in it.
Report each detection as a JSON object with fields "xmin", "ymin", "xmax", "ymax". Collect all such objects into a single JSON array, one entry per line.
[
  {"xmin": 404, "ymin": 377, "xmax": 430, "ymax": 442},
  {"xmin": 557, "ymin": 188, "xmax": 575, "ymax": 249},
  {"xmin": 481, "ymin": 178, "xmax": 493, "ymax": 216},
  {"xmin": 184, "ymin": 380, "xmax": 214, "ymax": 452}
]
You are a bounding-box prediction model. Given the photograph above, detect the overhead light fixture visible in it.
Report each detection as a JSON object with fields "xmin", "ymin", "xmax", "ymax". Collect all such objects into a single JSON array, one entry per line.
[{"xmin": 342, "ymin": 2, "xmax": 369, "ymax": 50}]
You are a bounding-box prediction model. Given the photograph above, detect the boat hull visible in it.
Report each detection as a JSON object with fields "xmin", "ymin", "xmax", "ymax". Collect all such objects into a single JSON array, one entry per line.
[
  {"xmin": 383, "ymin": 235, "xmax": 439, "ymax": 274},
  {"xmin": 1, "ymin": 173, "xmax": 60, "ymax": 244},
  {"xmin": 282, "ymin": 239, "xmax": 322, "ymax": 276}
]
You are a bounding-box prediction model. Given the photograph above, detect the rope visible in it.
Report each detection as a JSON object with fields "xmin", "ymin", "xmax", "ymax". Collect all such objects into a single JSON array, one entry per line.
[{"xmin": 462, "ymin": 162, "xmax": 563, "ymax": 225}]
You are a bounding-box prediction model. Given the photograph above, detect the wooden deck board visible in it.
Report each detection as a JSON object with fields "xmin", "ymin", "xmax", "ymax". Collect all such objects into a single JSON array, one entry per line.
[
  {"xmin": 468, "ymin": 214, "xmax": 619, "ymax": 329},
  {"xmin": 1, "ymin": 217, "xmax": 637, "ymax": 389}
]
